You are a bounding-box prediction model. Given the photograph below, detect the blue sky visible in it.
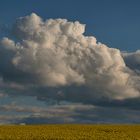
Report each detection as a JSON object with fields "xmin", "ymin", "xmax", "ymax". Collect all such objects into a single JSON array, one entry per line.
[
  {"xmin": 0, "ymin": 0, "xmax": 140, "ymax": 124},
  {"xmin": 0, "ymin": 0, "xmax": 140, "ymax": 51}
]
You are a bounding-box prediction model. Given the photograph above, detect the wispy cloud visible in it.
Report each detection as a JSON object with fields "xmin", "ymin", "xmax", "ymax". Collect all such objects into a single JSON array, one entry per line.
[{"xmin": 1, "ymin": 103, "xmax": 140, "ymax": 124}]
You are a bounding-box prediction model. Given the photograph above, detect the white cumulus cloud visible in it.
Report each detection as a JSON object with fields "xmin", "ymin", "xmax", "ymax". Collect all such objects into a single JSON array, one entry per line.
[{"xmin": 0, "ymin": 13, "xmax": 140, "ymax": 103}]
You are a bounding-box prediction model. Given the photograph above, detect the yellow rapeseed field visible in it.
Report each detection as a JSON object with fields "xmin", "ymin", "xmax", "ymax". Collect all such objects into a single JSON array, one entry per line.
[{"xmin": 0, "ymin": 124, "xmax": 140, "ymax": 140}]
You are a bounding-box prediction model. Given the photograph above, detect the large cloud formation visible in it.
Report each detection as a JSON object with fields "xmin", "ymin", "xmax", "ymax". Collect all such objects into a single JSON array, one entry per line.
[{"xmin": 0, "ymin": 13, "xmax": 140, "ymax": 105}]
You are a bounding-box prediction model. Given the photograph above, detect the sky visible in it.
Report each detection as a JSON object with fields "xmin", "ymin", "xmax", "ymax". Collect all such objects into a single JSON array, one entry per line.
[
  {"xmin": 1, "ymin": 0, "xmax": 140, "ymax": 51},
  {"xmin": 0, "ymin": 0, "xmax": 140, "ymax": 124}
]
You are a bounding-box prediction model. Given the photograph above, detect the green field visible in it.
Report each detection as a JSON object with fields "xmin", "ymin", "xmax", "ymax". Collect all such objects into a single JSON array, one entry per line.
[{"xmin": 0, "ymin": 124, "xmax": 140, "ymax": 140}]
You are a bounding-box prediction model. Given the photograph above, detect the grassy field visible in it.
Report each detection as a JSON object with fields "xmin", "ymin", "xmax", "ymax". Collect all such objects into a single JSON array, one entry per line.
[{"xmin": 0, "ymin": 124, "xmax": 140, "ymax": 140}]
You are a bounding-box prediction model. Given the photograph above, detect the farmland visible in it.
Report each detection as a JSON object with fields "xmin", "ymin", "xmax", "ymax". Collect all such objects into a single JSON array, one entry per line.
[{"xmin": 0, "ymin": 124, "xmax": 140, "ymax": 140}]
